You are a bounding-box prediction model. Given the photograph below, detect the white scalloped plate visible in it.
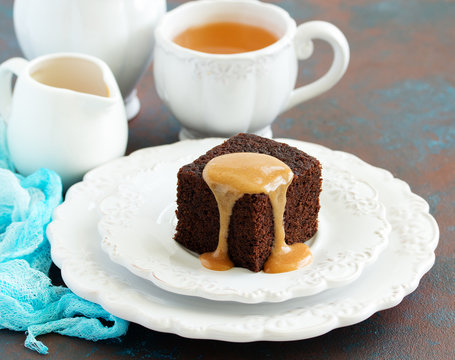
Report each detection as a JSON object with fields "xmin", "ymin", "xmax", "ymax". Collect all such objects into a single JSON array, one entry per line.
[
  {"xmin": 98, "ymin": 158, "xmax": 390, "ymax": 303},
  {"xmin": 47, "ymin": 138, "xmax": 439, "ymax": 342}
]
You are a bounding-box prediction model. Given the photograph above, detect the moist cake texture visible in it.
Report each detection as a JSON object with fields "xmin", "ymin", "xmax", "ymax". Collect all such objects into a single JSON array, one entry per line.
[{"xmin": 174, "ymin": 133, "xmax": 322, "ymax": 272}]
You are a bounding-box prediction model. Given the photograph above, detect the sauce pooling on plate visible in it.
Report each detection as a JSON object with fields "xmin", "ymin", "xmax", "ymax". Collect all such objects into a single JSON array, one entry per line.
[{"xmin": 201, "ymin": 152, "xmax": 312, "ymax": 273}]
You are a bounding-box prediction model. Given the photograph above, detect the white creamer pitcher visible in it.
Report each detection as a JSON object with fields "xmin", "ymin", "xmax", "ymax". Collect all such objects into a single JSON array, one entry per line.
[{"xmin": 0, "ymin": 53, "xmax": 128, "ymax": 189}]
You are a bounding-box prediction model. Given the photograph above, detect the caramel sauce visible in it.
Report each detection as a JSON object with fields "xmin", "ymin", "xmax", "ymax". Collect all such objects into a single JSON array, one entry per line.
[
  {"xmin": 173, "ymin": 22, "xmax": 279, "ymax": 54},
  {"xmin": 201, "ymin": 152, "xmax": 313, "ymax": 273},
  {"xmin": 31, "ymin": 58, "xmax": 110, "ymax": 97}
]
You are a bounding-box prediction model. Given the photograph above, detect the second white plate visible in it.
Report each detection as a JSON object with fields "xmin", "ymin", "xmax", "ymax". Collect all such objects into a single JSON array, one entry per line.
[
  {"xmin": 47, "ymin": 138, "xmax": 438, "ymax": 342},
  {"xmin": 98, "ymin": 155, "xmax": 391, "ymax": 303}
]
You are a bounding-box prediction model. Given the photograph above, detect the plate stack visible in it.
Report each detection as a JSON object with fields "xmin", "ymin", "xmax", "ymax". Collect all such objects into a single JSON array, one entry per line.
[{"xmin": 47, "ymin": 138, "xmax": 439, "ymax": 341}]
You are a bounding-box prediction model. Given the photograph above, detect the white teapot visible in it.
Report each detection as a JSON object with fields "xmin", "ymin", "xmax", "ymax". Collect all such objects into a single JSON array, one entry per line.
[{"xmin": 14, "ymin": 0, "xmax": 167, "ymax": 120}]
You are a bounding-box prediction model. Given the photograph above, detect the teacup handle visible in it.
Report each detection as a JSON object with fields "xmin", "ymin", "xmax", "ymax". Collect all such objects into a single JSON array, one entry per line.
[
  {"xmin": 281, "ymin": 21, "xmax": 349, "ymax": 113},
  {"xmin": 0, "ymin": 57, "xmax": 29, "ymax": 122}
]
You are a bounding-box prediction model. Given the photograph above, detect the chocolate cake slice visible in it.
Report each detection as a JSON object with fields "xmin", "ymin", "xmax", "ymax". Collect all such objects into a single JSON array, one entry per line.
[{"xmin": 174, "ymin": 133, "xmax": 322, "ymax": 272}]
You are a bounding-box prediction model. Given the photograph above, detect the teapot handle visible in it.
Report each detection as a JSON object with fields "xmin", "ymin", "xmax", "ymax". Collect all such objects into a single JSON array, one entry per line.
[
  {"xmin": 0, "ymin": 58, "xmax": 29, "ymax": 122},
  {"xmin": 281, "ymin": 21, "xmax": 349, "ymax": 113}
]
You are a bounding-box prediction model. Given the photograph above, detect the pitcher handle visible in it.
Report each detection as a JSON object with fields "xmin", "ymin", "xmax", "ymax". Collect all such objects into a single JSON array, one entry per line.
[
  {"xmin": 0, "ymin": 58, "xmax": 29, "ymax": 122},
  {"xmin": 281, "ymin": 21, "xmax": 349, "ymax": 113}
]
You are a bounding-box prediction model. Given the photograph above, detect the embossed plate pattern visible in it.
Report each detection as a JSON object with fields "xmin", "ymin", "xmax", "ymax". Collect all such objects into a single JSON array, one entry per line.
[
  {"xmin": 98, "ymin": 159, "xmax": 390, "ymax": 303},
  {"xmin": 47, "ymin": 139, "xmax": 439, "ymax": 342}
]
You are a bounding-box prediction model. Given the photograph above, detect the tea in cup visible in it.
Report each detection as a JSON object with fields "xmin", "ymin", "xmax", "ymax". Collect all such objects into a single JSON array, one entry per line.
[
  {"xmin": 154, "ymin": 0, "xmax": 350, "ymax": 139},
  {"xmin": 173, "ymin": 21, "xmax": 279, "ymax": 55},
  {"xmin": 0, "ymin": 53, "xmax": 128, "ymax": 189}
]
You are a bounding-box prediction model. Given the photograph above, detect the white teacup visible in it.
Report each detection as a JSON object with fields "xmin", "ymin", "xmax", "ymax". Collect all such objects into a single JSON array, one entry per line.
[
  {"xmin": 0, "ymin": 53, "xmax": 128, "ymax": 189},
  {"xmin": 154, "ymin": 0, "xmax": 350, "ymax": 140}
]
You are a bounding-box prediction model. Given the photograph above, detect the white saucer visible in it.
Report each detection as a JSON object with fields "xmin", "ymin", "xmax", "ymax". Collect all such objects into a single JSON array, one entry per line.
[
  {"xmin": 98, "ymin": 157, "xmax": 390, "ymax": 303},
  {"xmin": 47, "ymin": 138, "xmax": 438, "ymax": 342}
]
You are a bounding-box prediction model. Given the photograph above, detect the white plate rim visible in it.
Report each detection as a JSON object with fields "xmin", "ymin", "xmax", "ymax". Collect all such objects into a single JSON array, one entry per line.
[
  {"xmin": 47, "ymin": 138, "xmax": 439, "ymax": 342},
  {"xmin": 97, "ymin": 157, "xmax": 391, "ymax": 303}
]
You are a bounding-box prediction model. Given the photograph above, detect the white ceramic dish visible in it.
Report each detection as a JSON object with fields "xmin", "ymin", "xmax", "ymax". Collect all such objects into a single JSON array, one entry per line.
[
  {"xmin": 98, "ymin": 158, "xmax": 390, "ymax": 303},
  {"xmin": 47, "ymin": 139, "xmax": 438, "ymax": 342}
]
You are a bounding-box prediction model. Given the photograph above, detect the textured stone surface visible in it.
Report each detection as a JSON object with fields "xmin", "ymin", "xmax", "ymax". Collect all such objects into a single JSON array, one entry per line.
[{"xmin": 1, "ymin": 0, "xmax": 454, "ymax": 358}]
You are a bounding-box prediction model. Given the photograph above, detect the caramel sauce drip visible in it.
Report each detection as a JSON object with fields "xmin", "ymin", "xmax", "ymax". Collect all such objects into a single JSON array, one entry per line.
[{"xmin": 201, "ymin": 152, "xmax": 313, "ymax": 273}]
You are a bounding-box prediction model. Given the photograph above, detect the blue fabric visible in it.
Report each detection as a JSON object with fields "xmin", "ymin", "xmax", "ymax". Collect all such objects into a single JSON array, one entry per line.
[{"xmin": 0, "ymin": 119, "xmax": 129, "ymax": 354}]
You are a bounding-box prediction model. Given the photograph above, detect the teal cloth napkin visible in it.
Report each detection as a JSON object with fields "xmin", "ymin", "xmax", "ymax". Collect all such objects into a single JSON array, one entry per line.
[{"xmin": 0, "ymin": 120, "xmax": 128, "ymax": 354}]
